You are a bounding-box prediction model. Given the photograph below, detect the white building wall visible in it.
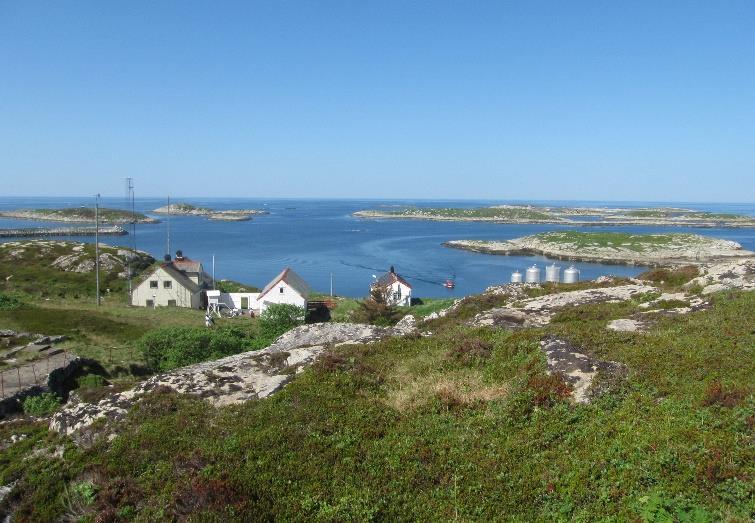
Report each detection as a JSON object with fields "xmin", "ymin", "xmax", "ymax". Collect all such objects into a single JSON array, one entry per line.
[
  {"xmin": 258, "ymin": 281, "xmax": 307, "ymax": 313},
  {"xmin": 386, "ymin": 281, "xmax": 412, "ymax": 307},
  {"xmin": 131, "ymin": 267, "xmax": 199, "ymax": 308}
]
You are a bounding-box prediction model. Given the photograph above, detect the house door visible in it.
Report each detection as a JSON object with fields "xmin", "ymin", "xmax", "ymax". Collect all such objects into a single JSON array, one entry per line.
[{"xmin": 241, "ymin": 297, "xmax": 249, "ymax": 309}]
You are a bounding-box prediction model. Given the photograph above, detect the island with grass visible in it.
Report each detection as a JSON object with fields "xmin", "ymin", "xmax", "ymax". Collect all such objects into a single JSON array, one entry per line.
[
  {"xmin": 153, "ymin": 202, "xmax": 269, "ymax": 221},
  {"xmin": 0, "ymin": 208, "xmax": 158, "ymax": 224},
  {"xmin": 444, "ymin": 231, "xmax": 755, "ymax": 265},
  {"xmin": 355, "ymin": 204, "xmax": 755, "ymax": 227}
]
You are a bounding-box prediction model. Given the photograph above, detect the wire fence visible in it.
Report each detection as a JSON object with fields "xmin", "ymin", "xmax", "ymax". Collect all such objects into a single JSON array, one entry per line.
[{"xmin": 0, "ymin": 349, "xmax": 71, "ymax": 399}]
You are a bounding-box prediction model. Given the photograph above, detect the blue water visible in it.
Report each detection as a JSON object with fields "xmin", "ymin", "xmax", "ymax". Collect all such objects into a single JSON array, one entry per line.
[{"xmin": 1, "ymin": 197, "xmax": 753, "ymax": 298}]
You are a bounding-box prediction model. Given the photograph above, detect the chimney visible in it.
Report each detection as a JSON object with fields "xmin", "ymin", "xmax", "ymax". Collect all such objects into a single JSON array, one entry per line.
[
  {"xmin": 175, "ymin": 250, "xmax": 184, "ymax": 261},
  {"xmin": 390, "ymin": 265, "xmax": 395, "ymax": 274},
  {"xmin": 163, "ymin": 254, "xmax": 171, "ymax": 262}
]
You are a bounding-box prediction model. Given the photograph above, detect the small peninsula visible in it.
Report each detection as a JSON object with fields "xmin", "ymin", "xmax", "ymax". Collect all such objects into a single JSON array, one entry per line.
[
  {"xmin": 0, "ymin": 208, "xmax": 158, "ymax": 224},
  {"xmin": 443, "ymin": 232, "xmax": 755, "ymax": 266},
  {"xmin": 153, "ymin": 202, "xmax": 268, "ymax": 221},
  {"xmin": 355, "ymin": 205, "xmax": 755, "ymax": 228}
]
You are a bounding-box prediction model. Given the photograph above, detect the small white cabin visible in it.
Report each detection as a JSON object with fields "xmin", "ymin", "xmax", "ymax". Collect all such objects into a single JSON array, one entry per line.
[
  {"xmin": 372, "ymin": 266, "xmax": 412, "ymax": 307},
  {"xmin": 256, "ymin": 267, "xmax": 310, "ymax": 313}
]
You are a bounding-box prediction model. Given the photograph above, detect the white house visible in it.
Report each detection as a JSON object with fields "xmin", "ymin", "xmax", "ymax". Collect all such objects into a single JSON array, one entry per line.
[
  {"xmin": 131, "ymin": 251, "xmax": 210, "ymax": 308},
  {"xmin": 371, "ymin": 266, "xmax": 412, "ymax": 307},
  {"xmin": 256, "ymin": 267, "xmax": 310, "ymax": 313},
  {"xmin": 207, "ymin": 267, "xmax": 310, "ymax": 315}
]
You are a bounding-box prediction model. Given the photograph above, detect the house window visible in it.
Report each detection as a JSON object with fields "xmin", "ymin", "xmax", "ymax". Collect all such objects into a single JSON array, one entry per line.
[
  {"xmin": 279, "ymin": 287, "xmax": 284, "ymax": 294},
  {"xmin": 167, "ymin": 299, "xmax": 177, "ymax": 307},
  {"xmin": 163, "ymin": 280, "xmax": 172, "ymax": 289},
  {"xmin": 149, "ymin": 280, "xmax": 158, "ymax": 289},
  {"xmin": 146, "ymin": 300, "xmax": 154, "ymax": 307}
]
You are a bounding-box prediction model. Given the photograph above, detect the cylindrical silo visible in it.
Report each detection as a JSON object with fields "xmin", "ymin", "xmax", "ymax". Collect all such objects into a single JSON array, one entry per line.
[
  {"xmin": 525, "ymin": 265, "xmax": 540, "ymax": 283},
  {"xmin": 563, "ymin": 266, "xmax": 580, "ymax": 284},
  {"xmin": 545, "ymin": 263, "xmax": 561, "ymax": 283},
  {"xmin": 511, "ymin": 270, "xmax": 523, "ymax": 283}
]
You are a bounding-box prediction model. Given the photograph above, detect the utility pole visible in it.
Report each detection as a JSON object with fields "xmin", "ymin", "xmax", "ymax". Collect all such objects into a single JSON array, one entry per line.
[
  {"xmin": 95, "ymin": 193, "xmax": 101, "ymax": 306},
  {"xmin": 212, "ymin": 254, "xmax": 216, "ymax": 290},
  {"xmin": 330, "ymin": 273, "xmax": 333, "ymax": 297}
]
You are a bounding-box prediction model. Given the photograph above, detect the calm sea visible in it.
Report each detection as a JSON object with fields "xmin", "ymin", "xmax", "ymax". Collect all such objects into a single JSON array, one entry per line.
[{"xmin": 1, "ymin": 197, "xmax": 753, "ymax": 298}]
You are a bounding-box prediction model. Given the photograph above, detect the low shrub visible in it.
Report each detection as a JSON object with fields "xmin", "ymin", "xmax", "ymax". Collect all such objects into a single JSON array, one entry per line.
[
  {"xmin": 526, "ymin": 373, "xmax": 572, "ymax": 407},
  {"xmin": 638, "ymin": 265, "xmax": 699, "ymax": 287},
  {"xmin": 0, "ymin": 293, "xmax": 23, "ymax": 310},
  {"xmin": 445, "ymin": 337, "xmax": 493, "ymax": 364},
  {"xmin": 701, "ymin": 381, "xmax": 746, "ymax": 408},
  {"xmin": 22, "ymin": 393, "xmax": 60, "ymax": 416},
  {"xmin": 138, "ymin": 326, "xmax": 253, "ymax": 372},
  {"xmin": 77, "ymin": 374, "xmax": 106, "ymax": 389},
  {"xmin": 257, "ymin": 303, "xmax": 306, "ymax": 342},
  {"xmin": 352, "ymin": 289, "xmax": 403, "ymax": 326}
]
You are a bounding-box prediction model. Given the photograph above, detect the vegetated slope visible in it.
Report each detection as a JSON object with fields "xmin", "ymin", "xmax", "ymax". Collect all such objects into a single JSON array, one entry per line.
[
  {"xmin": 2, "ymin": 279, "xmax": 752, "ymax": 520},
  {"xmin": 0, "ymin": 240, "xmax": 154, "ymax": 299}
]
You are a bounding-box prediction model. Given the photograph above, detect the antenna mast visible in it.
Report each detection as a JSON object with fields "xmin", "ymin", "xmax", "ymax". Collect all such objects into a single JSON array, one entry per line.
[
  {"xmin": 125, "ymin": 178, "xmax": 135, "ymax": 302},
  {"xmin": 95, "ymin": 193, "xmax": 101, "ymax": 306},
  {"xmin": 166, "ymin": 195, "xmax": 171, "ymax": 258}
]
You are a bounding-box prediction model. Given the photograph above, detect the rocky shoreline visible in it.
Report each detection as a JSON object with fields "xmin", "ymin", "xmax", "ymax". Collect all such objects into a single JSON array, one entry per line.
[
  {"xmin": 354, "ymin": 205, "xmax": 755, "ymax": 228},
  {"xmin": 444, "ymin": 233, "xmax": 755, "ymax": 266},
  {"xmin": 0, "ymin": 209, "xmax": 158, "ymax": 224},
  {"xmin": 153, "ymin": 203, "xmax": 268, "ymax": 221}
]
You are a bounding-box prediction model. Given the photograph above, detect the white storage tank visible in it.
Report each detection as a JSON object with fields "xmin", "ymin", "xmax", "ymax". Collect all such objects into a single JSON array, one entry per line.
[
  {"xmin": 511, "ymin": 270, "xmax": 523, "ymax": 283},
  {"xmin": 563, "ymin": 266, "xmax": 580, "ymax": 284},
  {"xmin": 525, "ymin": 265, "xmax": 541, "ymax": 283},
  {"xmin": 545, "ymin": 263, "xmax": 561, "ymax": 283}
]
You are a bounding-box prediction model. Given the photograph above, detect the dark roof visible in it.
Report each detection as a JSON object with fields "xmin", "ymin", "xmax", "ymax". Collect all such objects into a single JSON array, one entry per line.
[
  {"xmin": 160, "ymin": 263, "xmax": 201, "ymax": 293},
  {"xmin": 373, "ymin": 270, "xmax": 412, "ymax": 289},
  {"xmin": 170, "ymin": 257, "xmax": 202, "ymax": 273},
  {"xmin": 258, "ymin": 267, "xmax": 310, "ymax": 299}
]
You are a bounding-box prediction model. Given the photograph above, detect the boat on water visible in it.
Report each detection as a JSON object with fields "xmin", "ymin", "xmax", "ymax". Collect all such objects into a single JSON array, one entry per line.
[{"xmin": 443, "ymin": 278, "xmax": 455, "ymax": 289}]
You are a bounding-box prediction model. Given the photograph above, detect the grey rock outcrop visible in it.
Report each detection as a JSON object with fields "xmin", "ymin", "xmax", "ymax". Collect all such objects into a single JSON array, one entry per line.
[
  {"xmin": 50, "ymin": 322, "xmax": 411, "ymax": 437},
  {"xmin": 540, "ymin": 336, "xmax": 627, "ymax": 403},
  {"xmin": 471, "ymin": 283, "xmax": 658, "ymax": 328}
]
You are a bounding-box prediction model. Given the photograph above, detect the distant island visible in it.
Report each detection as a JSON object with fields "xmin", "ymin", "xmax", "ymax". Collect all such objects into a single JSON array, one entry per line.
[
  {"xmin": 355, "ymin": 205, "xmax": 755, "ymax": 228},
  {"xmin": 0, "ymin": 208, "xmax": 158, "ymax": 224},
  {"xmin": 444, "ymin": 231, "xmax": 755, "ymax": 266},
  {"xmin": 153, "ymin": 202, "xmax": 269, "ymax": 221}
]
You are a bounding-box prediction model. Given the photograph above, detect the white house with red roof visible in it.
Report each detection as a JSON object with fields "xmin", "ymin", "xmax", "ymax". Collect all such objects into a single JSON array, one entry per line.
[{"xmin": 371, "ymin": 266, "xmax": 412, "ymax": 307}]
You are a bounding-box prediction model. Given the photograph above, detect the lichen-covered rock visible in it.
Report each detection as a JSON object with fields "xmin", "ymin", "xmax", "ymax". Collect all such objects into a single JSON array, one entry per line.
[
  {"xmin": 470, "ymin": 283, "xmax": 658, "ymax": 328},
  {"xmin": 684, "ymin": 258, "xmax": 755, "ymax": 294},
  {"xmin": 540, "ymin": 336, "xmax": 627, "ymax": 403},
  {"xmin": 50, "ymin": 322, "xmax": 403, "ymax": 437},
  {"xmin": 607, "ymin": 318, "xmax": 647, "ymax": 332}
]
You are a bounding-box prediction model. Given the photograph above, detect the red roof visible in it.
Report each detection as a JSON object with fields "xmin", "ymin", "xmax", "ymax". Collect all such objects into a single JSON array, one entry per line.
[
  {"xmin": 374, "ymin": 270, "xmax": 412, "ymax": 289},
  {"xmin": 170, "ymin": 257, "xmax": 202, "ymax": 273}
]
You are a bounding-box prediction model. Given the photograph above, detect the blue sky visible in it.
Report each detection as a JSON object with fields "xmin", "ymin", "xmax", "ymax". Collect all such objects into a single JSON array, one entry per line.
[{"xmin": 1, "ymin": 1, "xmax": 754, "ymax": 202}]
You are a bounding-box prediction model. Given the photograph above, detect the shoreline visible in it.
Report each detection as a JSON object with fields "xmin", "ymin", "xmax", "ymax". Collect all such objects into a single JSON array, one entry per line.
[
  {"xmin": 354, "ymin": 209, "xmax": 755, "ymax": 228},
  {"xmin": 443, "ymin": 233, "xmax": 755, "ymax": 267}
]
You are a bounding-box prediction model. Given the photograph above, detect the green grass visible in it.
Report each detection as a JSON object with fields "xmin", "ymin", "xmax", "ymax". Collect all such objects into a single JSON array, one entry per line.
[
  {"xmin": 2, "ymin": 290, "xmax": 752, "ymax": 520},
  {"xmin": 1, "ymin": 256, "xmax": 752, "ymax": 521},
  {"xmin": 379, "ymin": 206, "xmax": 557, "ymax": 220},
  {"xmin": 0, "ymin": 240, "xmax": 153, "ymax": 300},
  {"xmin": 535, "ymin": 231, "xmax": 706, "ymax": 252}
]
